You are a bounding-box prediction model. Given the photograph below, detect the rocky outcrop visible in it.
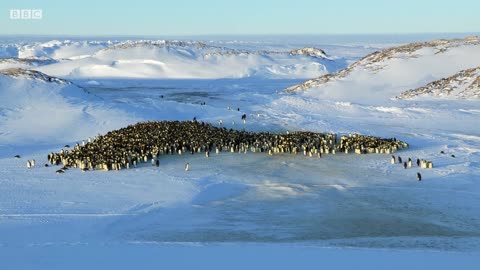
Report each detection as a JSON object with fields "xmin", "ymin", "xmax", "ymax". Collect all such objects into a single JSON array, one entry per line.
[
  {"xmin": 396, "ymin": 66, "xmax": 480, "ymax": 99},
  {"xmin": 0, "ymin": 68, "xmax": 70, "ymax": 84}
]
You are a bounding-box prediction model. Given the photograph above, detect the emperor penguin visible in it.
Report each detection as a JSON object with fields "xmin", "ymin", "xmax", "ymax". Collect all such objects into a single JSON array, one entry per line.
[
  {"xmin": 417, "ymin": 172, "xmax": 422, "ymax": 181},
  {"xmin": 391, "ymin": 155, "xmax": 395, "ymax": 164},
  {"xmin": 185, "ymin": 163, "xmax": 190, "ymax": 171},
  {"xmin": 27, "ymin": 160, "xmax": 32, "ymax": 168},
  {"xmin": 408, "ymin": 158, "xmax": 412, "ymax": 168}
]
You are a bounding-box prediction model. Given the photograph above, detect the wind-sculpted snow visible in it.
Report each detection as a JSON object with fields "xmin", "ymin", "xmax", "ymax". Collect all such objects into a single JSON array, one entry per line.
[{"xmin": 0, "ymin": 39, "xmax": 346, "ymax": 79}]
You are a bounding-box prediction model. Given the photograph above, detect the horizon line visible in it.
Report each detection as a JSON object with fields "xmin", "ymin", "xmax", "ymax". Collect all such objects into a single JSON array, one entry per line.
[{"xmin": 0, "ymin": 32, "xmax": 479, "ymax": 38}]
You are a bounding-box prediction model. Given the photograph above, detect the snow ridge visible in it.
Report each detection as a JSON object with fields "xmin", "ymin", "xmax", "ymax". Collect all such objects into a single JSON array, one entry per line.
[
  {"xmin": 0, "ymin": 68, "xmax": 70, "ymax": 84},
  {"xmin": 281, "ymin": 36, "xmax": 480, "ymax": 94},
  {"xmin": 396, "ymin": 66, "xmax": 480, "ymax": 99}
]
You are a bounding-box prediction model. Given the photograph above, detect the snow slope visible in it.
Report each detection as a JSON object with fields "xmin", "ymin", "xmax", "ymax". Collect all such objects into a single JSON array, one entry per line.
[
  {"xmin": 0, "ymin": 39, "xmax": 348, "ymax": 79},
  {"xmin": 0, "ymin": 68, "xmax": 136, "ymax": 144},
  {"xmin": 36, "ymin": 41, "xmax": 344, "ymax": 79},
  {"xmin": 281, "ymin": 36, "xmax": 480, "ymax": 103},
  {"xmin": 396, "ymin": 66, "xmax": 480, "ymax": 99}
]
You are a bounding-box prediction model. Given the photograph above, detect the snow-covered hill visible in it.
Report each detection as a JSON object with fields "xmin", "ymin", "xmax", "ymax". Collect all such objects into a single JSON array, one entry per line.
[
  {"xmin": 0, "ymin": 68, "xmax": 135, "ymax": 144},
  {"xmin": 0, "ymin": 39, "xmax": 347, "ymax": 79},
  {"xmin": 281, "ymin": 36, "xmax": 480, "ymax": 102},
  {"xmin": 396, "ymin": 66, "xmax": 480, "ymax": 99}
]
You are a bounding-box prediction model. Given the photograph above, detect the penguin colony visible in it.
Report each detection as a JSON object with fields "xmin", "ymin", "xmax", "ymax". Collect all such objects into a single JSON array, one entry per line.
[{"xmin": 46, "ymin": 121, "xmax": 408, "ymax": 173}]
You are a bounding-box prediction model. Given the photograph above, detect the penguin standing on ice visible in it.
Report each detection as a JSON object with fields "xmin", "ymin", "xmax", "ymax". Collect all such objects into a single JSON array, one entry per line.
[
  {"xmin": 398, "ymin": 156, "xmax": 402, "ymax": 164},
  {"xmin": 241, "ymin": 114, "xmax": 247, "ymax": 124},
  {"xmin": 391, "ymin": 155, "xmax": 395, "ymax": 164},
  {"xmin": 416, "ymin": 158, "xmax": 420, "ymax": 167},
  {"xmin": 205, "ymin": 151, "xmax": 210, "ymax": 158},
  {"xmin": 26, "ymin": 160, "xmax": 31, "ymax": 168},
  {"xmin": 403, "ymin": 161, "xmax": 407, "ymax": 169},
  {"xmin": 185, "ymin": 163, "xmax": 190, "ymax": 171},
  {"xmin": 408, "ymin": 158, "xmax": 412, "ymax": 168},
  {"xmin": 417, "ymin": 172, "xmax": 422, "ymax": 181},
  {"xmin": 155, "ymin": 159, "xmax": 160, "ymax": 167}
]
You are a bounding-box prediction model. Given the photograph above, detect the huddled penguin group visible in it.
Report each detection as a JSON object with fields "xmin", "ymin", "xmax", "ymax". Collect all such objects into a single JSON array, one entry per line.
[
  {"xmin": 46, "ymin": 121, "xmax": 408, "ymax": 173},
  {"xmin": 341, "ymin": 134, "xmax": 408, "ymax": 155}
]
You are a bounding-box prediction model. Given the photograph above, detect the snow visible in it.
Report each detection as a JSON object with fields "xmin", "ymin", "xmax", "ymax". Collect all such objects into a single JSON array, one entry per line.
[{"xmin": 0, "ymin": 36, "xmax": 479, "ymax": 268}]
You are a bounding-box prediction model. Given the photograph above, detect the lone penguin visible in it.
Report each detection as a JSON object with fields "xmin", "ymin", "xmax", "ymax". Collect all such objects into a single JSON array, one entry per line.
[
  {"xmin": 391, "ymin": 155, "xmax": 395, "ymax": 164},
  {"xmin": 417, "ymin": 172, "xmax": 422, "ymax": 181},
  {"xmin": 403, "ymin": 161, "xmax": 407, "ymax": 169},
  {"xmin": 205, "ymin": 151, "xmax": 210, "ymax": 158},
  {"xmin": 398, "ymin": 156, "xmax": 402, "ymax": 164},
  {"xmin": 185, "ymin": 163, "xmax": 190, "ymax": 171}
]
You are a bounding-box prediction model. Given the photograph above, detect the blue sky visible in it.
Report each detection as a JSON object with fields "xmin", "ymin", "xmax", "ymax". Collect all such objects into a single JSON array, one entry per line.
[{"xmin": 1, "ymin": 0, "xmax": 479, "ymax": 36}]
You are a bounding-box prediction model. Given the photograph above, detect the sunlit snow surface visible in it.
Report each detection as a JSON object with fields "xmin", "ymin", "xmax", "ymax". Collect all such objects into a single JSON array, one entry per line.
[{"xmin": 0, "ymin": 35, "xmax": 479, "ymax": 269}]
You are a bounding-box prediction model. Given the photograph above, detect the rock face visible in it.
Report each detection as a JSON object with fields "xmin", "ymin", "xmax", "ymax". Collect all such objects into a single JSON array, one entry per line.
[
  {"xmin": 0, "ymin": 68, "xmax": 69, "ymax": 84},
  {"xmin": 289, "ymin": 47, "xmax": 328, "ymax": 58},
  {"xmin": 396, "ymin": 67, "xmax": 480, "ymax": 99},
  {"xmin": 101, "ymin": 40, "xmax": 330, "ymax": 59},
  {"xmin": 101, "ymin": 40, "xmax": 210, "ymax": 52},
  {"xmin": 281, "ymin": 36, "xmax": 480, "ymax": 94}
]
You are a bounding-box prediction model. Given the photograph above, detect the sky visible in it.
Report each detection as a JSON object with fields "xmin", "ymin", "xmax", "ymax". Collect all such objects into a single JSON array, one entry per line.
[{"xmin": 0, "ymin": 0, "xmax": 479, "ymax": 36}]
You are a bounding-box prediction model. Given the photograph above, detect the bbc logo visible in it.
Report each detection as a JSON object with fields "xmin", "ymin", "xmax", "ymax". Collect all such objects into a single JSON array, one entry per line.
[{"xmin": 10, "ymin": 9, "xmax": 43, "ymax": 20}]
